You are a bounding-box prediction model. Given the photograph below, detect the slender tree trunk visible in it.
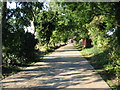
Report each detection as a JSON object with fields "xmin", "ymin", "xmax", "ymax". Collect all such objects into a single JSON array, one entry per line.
[
  {"xmin": 53, "ymin": 43, "xmax": 55, "ymax": 47},
  {"xmin": 2, "ymin": 1, "xmax": 7, "ymax": 30},
  {"xmin": 33, "ymin": 6, "xmax": 37, "ymax": 35},
  {"xmin": 115, "ymin": 2, "xmax": 120, "ymax": 44},
  {"xmin": 33, "ymin": 20, "xmax": 36, "ymax": 35},
  {"xmin": 1, "ymin": 1, "xmax": 7, "ymax": 73},
  {"xmin": 2, "ymin": 1, "xmax": 7, "ymax": 45}
]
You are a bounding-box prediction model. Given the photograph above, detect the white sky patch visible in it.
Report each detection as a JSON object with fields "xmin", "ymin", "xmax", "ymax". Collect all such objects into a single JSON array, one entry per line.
[
  {"xmin": 43, "ymin": 2, "xmax": 49, "ymax": 11},
  {"xmin": 62, "ymin": 13, "xmax": 65, "ymax": 15},
  {"xmin": 24, "ymin": 21, "xmax": 35, "ymax": 34},
  {"xmin": 38, "ymin": 0, "xmax": 51, "ymax": 2},
  {"xmin": 41, "ymin": 0, "xmax": 50, "ymax": 11},
  {"xmin": 6, "ymin": 1, "xmax": 50, "ymax": 34},
  {"xmin": 106, "ymin": 28, "xmax": 116, "ymax": 36},
  {"xmin": 7, "ymin": 2, "xmax": 16, "ymax": 9}
]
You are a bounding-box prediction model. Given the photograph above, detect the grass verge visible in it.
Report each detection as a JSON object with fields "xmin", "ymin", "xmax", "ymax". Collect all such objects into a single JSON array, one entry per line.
[{"xmin": 74, "ymin": 44, "xmax": 119, "ymax": 90}]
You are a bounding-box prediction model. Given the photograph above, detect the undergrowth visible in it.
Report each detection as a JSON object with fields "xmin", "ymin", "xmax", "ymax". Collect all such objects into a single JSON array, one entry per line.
[
  {"xmin": 2, "ymin": 44, "xmax": 66, "ymax": 79},
  {"xmin": 75, "ymin": 44, "xmax": 120, "ymax": 90}
]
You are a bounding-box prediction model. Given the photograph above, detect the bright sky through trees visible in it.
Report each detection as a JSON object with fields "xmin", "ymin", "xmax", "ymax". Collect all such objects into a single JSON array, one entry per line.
[
  {"xmin": 7, "ymin": 2, "xmax": 16, "ymax": 9},
  {"xmin": 2, "ymin": 2, "xmax": 120, "ymax": 89},
  {"xmin": 7, "ymin": 1, "xmax": 50, "ymax": 33}
]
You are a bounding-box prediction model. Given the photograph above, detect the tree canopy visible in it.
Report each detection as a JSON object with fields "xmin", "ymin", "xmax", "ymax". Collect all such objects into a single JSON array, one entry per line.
[{"xmin": 2, "ymin": 1, "xmax": 120, "ymax": 87}]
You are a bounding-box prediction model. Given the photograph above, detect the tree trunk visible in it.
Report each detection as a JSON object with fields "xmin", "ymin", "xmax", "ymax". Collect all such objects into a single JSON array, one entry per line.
[
  {"xmin": 2, "ymin": 1, "xmax": 7, "ymax": 45},
  {"xmin": 1, "ymin": 1, "xmax": 7, "ymax": 72},
  {"xmin": 115, "ymin": 2, "xmax": 120, "ymax": 45},
  {"xmin": 2, "ymin": 1, "xmax": 7, "ymax": 30}
]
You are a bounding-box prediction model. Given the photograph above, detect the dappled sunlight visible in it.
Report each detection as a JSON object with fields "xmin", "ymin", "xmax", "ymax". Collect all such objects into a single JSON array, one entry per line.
[{"xmin": 2, "ymin": 44, "xmax": 110, "ymax": 88}]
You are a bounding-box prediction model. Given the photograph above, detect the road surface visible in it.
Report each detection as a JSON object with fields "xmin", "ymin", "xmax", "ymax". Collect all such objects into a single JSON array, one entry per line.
[{"xmin": 1, "ymin": 44, "xmax": 111, "ymax": 89}]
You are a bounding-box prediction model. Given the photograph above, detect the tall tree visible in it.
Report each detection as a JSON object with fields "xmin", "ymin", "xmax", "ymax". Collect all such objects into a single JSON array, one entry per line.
[{"xmin": 2, "ymin": 2, "xmax": 42, "ymax": 66}]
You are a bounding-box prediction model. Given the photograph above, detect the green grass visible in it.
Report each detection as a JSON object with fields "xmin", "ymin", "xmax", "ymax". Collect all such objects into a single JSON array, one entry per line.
[{"xmin": 74, "ymin": 45, "xmax": 120, "ymax": 90}]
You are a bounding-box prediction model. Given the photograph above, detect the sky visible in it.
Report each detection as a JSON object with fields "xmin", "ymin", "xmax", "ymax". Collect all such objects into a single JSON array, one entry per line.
[
  {"xmin": 7, "ymin": 1, "xmax": 50, "ymax": 34},
  {"xmin": 7, "ymin": 0, "xmax": 51, "ymax": 9},
  {"xmin": 7, "ymin": 2, "xmax": 16, "ymax": 9}
]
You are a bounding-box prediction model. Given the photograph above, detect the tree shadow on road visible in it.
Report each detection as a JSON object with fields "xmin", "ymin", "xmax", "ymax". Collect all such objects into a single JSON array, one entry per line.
[{"xmin": 2, "ymin": 56, "xmax": 104, "ymax": 88}]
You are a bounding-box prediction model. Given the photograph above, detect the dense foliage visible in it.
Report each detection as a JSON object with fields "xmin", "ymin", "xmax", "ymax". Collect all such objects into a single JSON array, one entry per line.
[
  {"xmin": 2, "ymin": 2, "xmax": 41, "ymax": 66},
  {"xmin": 66, "ymin": 2, "xmax": 120, "ymax": 88},
  {"xmin": 35, "ymin": 10, "xmax": 58, "ymax": 46},
  {"xmin": 2, "ymin": 1, "xmax": 120, "ymax": 88}
]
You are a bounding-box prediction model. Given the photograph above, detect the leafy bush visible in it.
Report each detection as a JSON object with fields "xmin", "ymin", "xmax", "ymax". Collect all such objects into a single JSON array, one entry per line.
[
  {"xmin": 2, "ymin": 31, "xmax": 38, "ymax": 67},
  {"xmin": 20, "ymin": 32, "xmax": 38, "ymax": 61},
  {"xmin": 86, "ymin": 15, "xmax": 111, "ymax": 48},
  {"xmin": 79, "ymin": 44, "xmax": 120, "ymax": 88}
]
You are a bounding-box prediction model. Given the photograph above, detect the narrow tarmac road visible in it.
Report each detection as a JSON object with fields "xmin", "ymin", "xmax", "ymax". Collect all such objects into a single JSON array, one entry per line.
[{"xmin": 1, "ymin": 44, "xmax": 110, "ymax": 89}]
